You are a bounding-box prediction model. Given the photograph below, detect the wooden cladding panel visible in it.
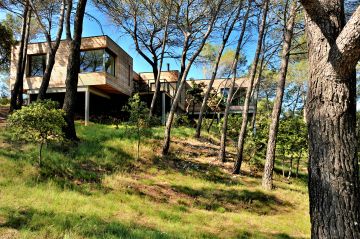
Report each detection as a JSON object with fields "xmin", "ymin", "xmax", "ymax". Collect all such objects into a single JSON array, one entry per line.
[{"xmin": 10, "ymin": 36, "xmax": 133, "ymax": 96}]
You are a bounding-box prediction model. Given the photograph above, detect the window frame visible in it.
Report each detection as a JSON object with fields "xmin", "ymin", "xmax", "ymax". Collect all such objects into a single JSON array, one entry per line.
[
  {"xmin": 79, "ymin": 48, "xmax": 116, "ymax": 77},
  {"xmin": 27, "ymin": 54, "xmax": 47, "ymax": 77}
]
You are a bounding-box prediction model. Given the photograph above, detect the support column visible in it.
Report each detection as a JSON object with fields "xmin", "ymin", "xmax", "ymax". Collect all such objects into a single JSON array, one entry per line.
[
  {"xmin": 161, "ymin": 92, "xmax": 166, "ymax": 125},
  {"xmin": 85, "ymin": 87, "xmax": 90, "ymax": 126}
]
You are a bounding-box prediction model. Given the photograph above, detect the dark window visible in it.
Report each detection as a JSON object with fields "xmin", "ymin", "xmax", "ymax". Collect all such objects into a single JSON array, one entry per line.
[
  {"xmin": 28, "ymin": 54, "xmax": 46, "ymax": 77},
  {"xmin": 105, "ymin": 51, "xmax": 115, "ymax": 76},
  {"xmin": 232, "ymin": 88, "xmax": 246, "ymax": 105},
  {"xmin": 80, "ymin": 49, "xmax": 115, "ymax": 76},
  {"xmin": 128, "ymin": 65, "xmax": 131, "ymax": 86},
  {"xmin": 221, "ymin": 88, "xmax": 230, "ymax": 98}
]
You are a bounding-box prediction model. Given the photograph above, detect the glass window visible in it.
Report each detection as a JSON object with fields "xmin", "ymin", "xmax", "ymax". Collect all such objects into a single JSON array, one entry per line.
[
  {"xmin": 28, "ymin": 54, "xmax": 46, "ymax": 77},
  {"xmin": 80, "ymin": 49, "xmax": 115, "ymax": 76},
  {"xmin": 221, "ymin": 88, "xmax": 230, "ymax": 98},
  {"xmin": 232, "ymin": 88, "xmax": 246, "ymax": 105},
  {"xmin": 80, "ymin": 49, "xmax": 104, "ymax": 73},
  {"xmin": 104, "ymin": 51, "xmax": 115, "ymax": 76}
]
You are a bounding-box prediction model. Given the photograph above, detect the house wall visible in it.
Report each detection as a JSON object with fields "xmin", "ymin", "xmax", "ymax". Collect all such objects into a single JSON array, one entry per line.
[
  {"xmin": 10, "ymin": 36, "xmax": 133, "ymax": 96},
  {"xmin": 190, "ymin": 78, "xmax": 254, "ymax": 113},
  {"xmin": 138, "ymin": 71, "xmax": 188, "ymax": 111}
]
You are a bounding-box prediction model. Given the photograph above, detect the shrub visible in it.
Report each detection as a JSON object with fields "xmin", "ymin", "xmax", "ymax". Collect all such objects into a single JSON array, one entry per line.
[
  {"xmin": 0, "ymin": 97, "xmax": 10, "ymax": 105},
  {"xmin": 123, "ymin": 93, "xmax": 151, "ymax": 159},
  {"xmin": 7, "ymin": 100, "xmax": 66, "ymax": 166}
]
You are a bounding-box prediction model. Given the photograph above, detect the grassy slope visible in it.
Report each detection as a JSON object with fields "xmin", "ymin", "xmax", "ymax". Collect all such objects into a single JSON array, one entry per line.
[{"xmin": 0, "ymin": 123, "xmax": 310, "ymax": 239}]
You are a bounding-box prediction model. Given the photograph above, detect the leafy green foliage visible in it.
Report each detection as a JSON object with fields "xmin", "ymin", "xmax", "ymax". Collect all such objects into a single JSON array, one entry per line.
[
  {"xmin": 185, "ymin": 80, "xmax": 206, "ymax": 119},
  {"xmin": 0, "ymin": 21, "xmax": 14, "ymax": 72},
  {"xmin": 123, "ymin": 93, "xmax": 152, "ymax": 159},
  {"xmin": 200, "ymin": 43, "xmax": 247, "ymax": 78},
  {"xmin": 7, "ymin": 100, "xmax": 66, "ymax": 165}
]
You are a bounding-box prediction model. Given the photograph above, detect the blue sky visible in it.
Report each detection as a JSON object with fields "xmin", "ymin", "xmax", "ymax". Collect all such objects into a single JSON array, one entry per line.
[{"xmin": 0, "ymin": 2, "xmax": 257, "ymax": 79}]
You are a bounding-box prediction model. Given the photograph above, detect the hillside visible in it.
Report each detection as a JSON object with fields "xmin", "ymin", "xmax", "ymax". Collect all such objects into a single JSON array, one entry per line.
[{"xmin": 0, "ymin": 123, "xmax": 310, "ymax": 239}]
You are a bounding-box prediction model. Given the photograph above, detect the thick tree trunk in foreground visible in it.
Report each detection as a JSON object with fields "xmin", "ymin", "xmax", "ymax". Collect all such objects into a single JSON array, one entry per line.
[
  {"xmin": 218, "ymin": 2, "xmax": 251, "ymax": 162},
  {"xmin": 62, "ymin": 0, "xmax": 87, "ymax": 140},
  {"xmin": 300, "ymin": 1, "xmax": 360, "ymax": 237},
  {"xmin": 194, "ymin": 1, "xmax": 243, "ymax": 138},
  {"xmin": 18, "ymin": 8, "xmax": 31, "ymax": 108},
  {"xmin": 34, "ymin": 0, "xmax": 66, "ymax": 100},
  {"xmin": 233, "ymin": 0, "xmax": 269, "ymax": 174},
  {"xmin": 262, "ymin": 2, "xmax": 297, "ymax": 190},
  {"xmin": 9, "ymin": 1, "xmax": 29, "ymax": 112}
]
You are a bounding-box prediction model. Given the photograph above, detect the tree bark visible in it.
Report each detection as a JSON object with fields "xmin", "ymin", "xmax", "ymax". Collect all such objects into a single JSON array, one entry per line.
[
  {"xmin": 233, "ymin": 0, "xmax": 269, "ymax": 174},
  {"xmin": 33, "ymin": 0, "xmax": 66, "ymax": 100},
  {"xmin": 62, "ymin": 0, "xmax": 87, "ymax": 140},
  {"xmin": 9, "ymin": 0, "xmax": 29, "ymax": 112},
  {"xmin": 162, "ymin": 1, "xmax": 223, "ymax": 155},
  {"xmin": 300, "ymin": 1, "xmax": 360, "ymax": 238},
  {"xmin": 250, "ymin": 52, "xmax": 265, "ymax": 133},
  {"xmin": 295, "ymin": 152, "xmax": 301, "ymax": 178},
  {"xmin": 18, "ymin": 7, "xmax": 31, "ymax": 108},
  {"xmin": 194, "ymin": 0, "xmax": 244, "ymax": 138},
  {"xmin": 261, "ymin": 2, "xmax": 297, "ymax": 190},
  {"xmin": 149, "ymin": 6, "xmax": 171, "ymax": 117},
  {"xmin": 218, "ymin": 1, "xmax": 251, "ymax": 162},
  {"xmin": 65, "ymin": 0, "xmax": 72, "ymax": 40}
]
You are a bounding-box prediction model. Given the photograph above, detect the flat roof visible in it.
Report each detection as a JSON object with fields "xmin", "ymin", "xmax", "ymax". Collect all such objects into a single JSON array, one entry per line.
[{"xmin": 22, "ymin": 35, "xmax": 133, "ymax": 60}]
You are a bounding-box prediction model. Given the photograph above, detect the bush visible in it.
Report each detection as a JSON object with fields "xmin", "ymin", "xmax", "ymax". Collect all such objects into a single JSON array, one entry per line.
[
  {"xmin": 123, "ymin": 93, "xmax": 152, "ymax": 159},
  {"xmin": 174, "ymin": 114, "xmax": 196, "ymax": 127},
  {"xmin": 7, "ymin": 100, "xmax": 66, "ymax": 166},
  {"xmin": 0, "ymin": 97, "xmax": 10, "ymax": 105}
]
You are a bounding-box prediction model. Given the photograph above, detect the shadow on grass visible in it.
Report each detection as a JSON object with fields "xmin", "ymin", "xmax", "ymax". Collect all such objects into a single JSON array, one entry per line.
[
  {"xmin": 0, "ymin": 207, "xmax": 176, "ymax": 239},
  {"xmin": 0, "ymin": 124, "xmax": 141, "ymax": 194},
  {"xmin": 154, "ymin": 154, "xmax": 238, "ymax": 186},
  {"xmin": 0, "ymin": 207, "xmax": 306, "ymax": 239},
  {"xmin": 235, "ymin": 231, "xmax": 307, "ymax": 239},
  {"xmin": 170, "ymin": 185, "xmax": 292, "ymax": 215}
]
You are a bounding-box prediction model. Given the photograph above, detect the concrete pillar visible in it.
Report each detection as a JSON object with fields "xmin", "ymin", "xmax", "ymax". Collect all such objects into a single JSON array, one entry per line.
[
  {"xmin": 85, "ymin": 87, "xmax": 90, "ymax": 126},
  {"xmin": 161, "ymin": 92, "xmax": 166, "ymax": 125}
]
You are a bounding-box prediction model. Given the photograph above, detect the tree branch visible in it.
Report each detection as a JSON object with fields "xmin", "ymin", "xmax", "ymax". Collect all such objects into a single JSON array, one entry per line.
[{"xmin": 330, "ymin": 5, "xmax": 360, "ymax": 74}]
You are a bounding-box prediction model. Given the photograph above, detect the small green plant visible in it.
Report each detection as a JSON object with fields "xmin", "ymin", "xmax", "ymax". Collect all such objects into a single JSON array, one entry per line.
[
  {"xmin": 7, "ymin": 100, "xmax": 66, "ymax": 166},
  {"xmin": 123, "ymin": 93, "xmax": 151, "ymax": 160},
  {"xmin": 0, "ymin": 97, "xmax": 10, "ymax": 105},
  {"xmin": 174, "ymin": 114, "xmax": 193, "ymax": 127}
]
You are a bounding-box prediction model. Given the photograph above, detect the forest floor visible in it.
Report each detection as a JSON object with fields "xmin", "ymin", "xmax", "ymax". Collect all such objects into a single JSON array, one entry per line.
[{"xmin": 0, "ymin": 122, "xmax": 310, "ymax": 239}]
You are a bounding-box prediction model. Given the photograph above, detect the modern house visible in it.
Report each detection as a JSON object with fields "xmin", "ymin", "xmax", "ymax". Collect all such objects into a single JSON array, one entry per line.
[
  {"xmin": 191, "ymin": 77, "xmax": 254, "ymax": 115},
  {"xmin": 10, "ymin": 35, "xmax": 252, "ymax": 125}
]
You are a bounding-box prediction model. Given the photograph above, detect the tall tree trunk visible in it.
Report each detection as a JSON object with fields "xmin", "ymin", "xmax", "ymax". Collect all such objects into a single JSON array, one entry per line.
[
  {"xmin": 261, "ymin": 2, "xmax": 297, "ymax": 190},
  {"xmin": 300, "ymin": 1, "xmax": 360, "ymax": 237},
  {"xmin": 18, "ymin": 8, "xmax": 31, "ymax": 108},
  {"xmin": 207, "ymin": 112, "xmax": 216, "ymax": 132},
  {"xmin": 233, "ymin": 0, "xmax": 269, "ymax": 174},
  {"xmin": 218, "ymin": 2, "xmax": 251, "ymax": 162},
  {"xmin": 9, "ymin": 0, "xmax": 29, "ymax": 112},
  {"xmin": 149, "ymin": 7, "xmax": 171, "ymax": 117},
  {"xmin": 287, "ymin": 155, "xmax": 293, "ymax": 179},
  {"xmin": 33, "ymin": 0, "xmax": 66, "ymax": 100},
  {"xmin": 194, "ymin": 0, "xmax": 244, "ymax": 138},
  {"xmin": 162, "ymin": 1, "xmax": 223, "ymax": 155},
  {"xmin": 65, "ymin": 0, "xmax": 72, "ymax": 40},
  {"xmin": 62, "ymin": 0, "xmax": 87, "ymax": 140},
  {"xmin": 250, "ymin": 52, "xmax": 265, "ymax": 132},
  {"xmin": 295, "ymin": 151, "xmax": 301, "ymax": 178}
]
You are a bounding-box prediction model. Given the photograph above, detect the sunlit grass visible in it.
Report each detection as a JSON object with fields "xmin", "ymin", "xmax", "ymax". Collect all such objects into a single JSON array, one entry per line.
[{"xmin": 0, "ymin": 123, "xmax": 310, "ymax": 238}]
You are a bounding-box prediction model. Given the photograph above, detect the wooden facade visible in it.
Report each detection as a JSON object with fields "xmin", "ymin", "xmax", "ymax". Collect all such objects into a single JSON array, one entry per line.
[
  {"xmin": 9, "ymin": 35, "xmax": 252, "ymax": 124},
  {"xmin": 10, "ymin": 36, "xmax": 133, "ymax": 96}
]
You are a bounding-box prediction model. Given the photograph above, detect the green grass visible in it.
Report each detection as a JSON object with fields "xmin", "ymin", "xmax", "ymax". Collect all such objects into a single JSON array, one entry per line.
[{"xmin": 0, "ymin": 123, "xmax": 310, "ymax": 238}]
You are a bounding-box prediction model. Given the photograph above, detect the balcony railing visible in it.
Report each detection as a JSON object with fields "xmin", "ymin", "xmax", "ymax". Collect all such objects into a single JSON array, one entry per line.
[{"xmin": 134, "ymin": 78, "xmax": 176, "ymax": 97}]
